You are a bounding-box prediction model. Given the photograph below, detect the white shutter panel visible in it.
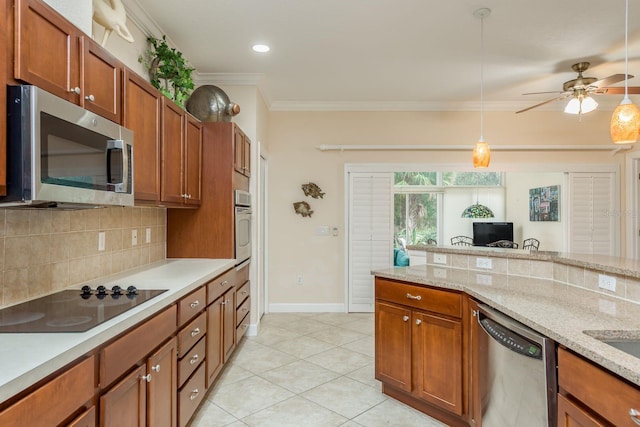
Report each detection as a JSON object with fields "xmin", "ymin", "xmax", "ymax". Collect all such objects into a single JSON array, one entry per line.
[
  {"xmin": 569, "ymin": 173, "xmax": 615, "ymax": 255},
  {"xmin": 348, "ymin": 173, "xmax": 393, "ymax": 312}
]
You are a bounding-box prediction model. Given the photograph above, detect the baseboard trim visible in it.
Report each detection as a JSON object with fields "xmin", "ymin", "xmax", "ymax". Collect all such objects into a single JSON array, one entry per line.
[{"xmin": 268, "ymin": 303, "xmax": 346, "ymax": 313}]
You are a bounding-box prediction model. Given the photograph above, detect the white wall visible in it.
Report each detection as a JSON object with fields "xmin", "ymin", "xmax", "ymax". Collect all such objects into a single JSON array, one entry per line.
[{"xmin": 43, "ymin": 0, "xmax": 92, "ymax": 35}]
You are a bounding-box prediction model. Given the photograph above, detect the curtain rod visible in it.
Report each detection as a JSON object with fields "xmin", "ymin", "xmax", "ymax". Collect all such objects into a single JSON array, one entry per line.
[{"xmin": 316, "ymin": 144, "xmax": 633, "ymax": 154}]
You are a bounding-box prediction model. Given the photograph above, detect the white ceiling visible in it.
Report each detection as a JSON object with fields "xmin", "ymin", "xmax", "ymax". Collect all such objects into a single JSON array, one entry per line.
[{"xmin": 126, "ymin": 0, "xmax": 640, "ymax": 112}]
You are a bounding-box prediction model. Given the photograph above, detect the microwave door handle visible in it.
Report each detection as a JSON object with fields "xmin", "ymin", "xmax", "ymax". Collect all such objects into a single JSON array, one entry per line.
[{"xmin": 106, "ymin": 140, "xmax": 128, "ymax": 193}]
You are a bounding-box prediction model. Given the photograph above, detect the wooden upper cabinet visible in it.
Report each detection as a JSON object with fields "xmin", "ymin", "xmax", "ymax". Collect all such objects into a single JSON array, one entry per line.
[
  {"xmin": 0, "ymin": 0, "xmax": 8, "ymax": 196},
  {"xmin": 14, "ymin": 0, "xmax": 80, "ymax": 102},
  {"xmin": 14, "ymin": 0, "xmax": 122, "ymax": 123},
  {"xmin": 123, "ymin": 70, "xmax": 162, "ymax": 203},
  {"xmin": 233, "ymin": 125, "xmax": 251, "ymax": 177},
  {"xmin": 161, "ymin": 98, "xmax": 186, "ymax": 205},
  {"xmin": 184, "ymin": 115, "xmax": 203, "ymax": 206},
  {"xmin": 81, "ymin": 37, "xmax": 122, "ymax": 123}
]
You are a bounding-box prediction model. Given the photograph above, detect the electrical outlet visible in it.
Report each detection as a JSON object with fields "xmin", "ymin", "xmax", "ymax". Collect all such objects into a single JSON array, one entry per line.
[
  {"xmin": 131, "ymin": 229, "xmax": 138, "ymax": 246},
  {"xmin": 476, "ymin": 274, "xmax": 493, "ymax": 286},
  {"xmin": 98, "ymin": 232, "xmax": 105, "ymax": 251},
  {"xmin": 598, "ymin": 274, "xmax": 616, "ymax": 292},
  {"xmin": 146, "ymin": 228, "xmax": 151, "ymax": 243},
  {"xmin": 296, "ymin": 275, "xmax": 303, "ymax": 285},
  {"xmin": 433, "ymin": 253, "xmax": 447, "ymax": 264},
  {"xmin": 433, "ymin": 268, "xmax": 447, "ymax": 279},
  {"xmin": 476, "ymin": 257, "xmax": 493, "ymax": 269},
  {"xmin": 316, "ymin": 226, "xmax": 330, "ymax": 236}
]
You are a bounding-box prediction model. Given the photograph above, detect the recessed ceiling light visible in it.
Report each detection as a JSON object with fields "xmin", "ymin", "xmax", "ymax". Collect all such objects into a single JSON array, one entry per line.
[{"xmin": 252, "ymin": 44, "xmax": 270, "ymax": 53}]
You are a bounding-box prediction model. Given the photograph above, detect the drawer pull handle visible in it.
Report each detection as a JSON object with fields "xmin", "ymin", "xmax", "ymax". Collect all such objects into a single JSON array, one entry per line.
[
  {"xmin": 189, "ymin": 354, "xmax": 200, "ymax": 365},
  {"xmin": 85, "ymin": 94, "xmax": 95, "ymax": 102},
  {"xmin": 221, "ymin": 300, "xmax": 227, "ymax": 305},
  {"xmin": 242, "ymin": 290, "xmax": 248, "ymax": 295},
  {"xmin": 190, "ymin": 300, "xmax": 200, "ymax": 308},
  {"xmin": 630, "ymin": 409, "xmax": 640, "ymax": 425},
  {"xmin": 415, "ymin": 319, "xmax": 422, "ymax": 325},
  {"xmin": 190, "ymin": 327, "xmax": 201, "ymax": 337},
  {"xmin": 221, "ymin": 280, "xmax": 228, "ymax": 287},
  {"xmin": 190, "ymin": 389, "xmax": 199, "ymax": 400},
  {"xmin": 140, "ymin": 374, "xmax": 152, "ymax": 382},
  {"xmin": 406, "ymin": 293, "xmax": 422, "ymax": 301},
  {"xmin": 151, "ymin": 364, "xmax": 161, "ymax": 372},
  {"xmin": 242, "ymin": 307, "xmax": 248, "ymax": 312},
  {"xmin": 402, "ymin": 315, "xmax": 409, "ymax": 322}
]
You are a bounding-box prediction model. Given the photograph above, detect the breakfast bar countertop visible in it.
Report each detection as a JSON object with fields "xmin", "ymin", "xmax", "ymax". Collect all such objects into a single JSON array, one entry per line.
[
  {"xmin": 0, "ymin": 258, "xmax": 235, "ymax": 403},
  {"xmin": 373, "ymin": 259, "xmax": 640, "ymax": 388}
]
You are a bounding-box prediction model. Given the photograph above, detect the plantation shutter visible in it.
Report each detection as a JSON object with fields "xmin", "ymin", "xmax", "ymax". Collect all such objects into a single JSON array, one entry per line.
[
  {"xmin": 348, "ymin": 172, "xmax": 394, "ymax": 312},
  {"xmin": 569, "ymin": 173, "xmax": 616, "ymax": 255}
]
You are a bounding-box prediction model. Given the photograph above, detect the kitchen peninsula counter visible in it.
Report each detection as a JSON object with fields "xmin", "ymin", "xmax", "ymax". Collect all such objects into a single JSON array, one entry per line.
[
  {"xmin": 375, "ymin": 246, "xmax": 640, "ymax": 387},
  {"xmin": 0, "ymin": 258, "xmax": 235, "ymax": 403}
]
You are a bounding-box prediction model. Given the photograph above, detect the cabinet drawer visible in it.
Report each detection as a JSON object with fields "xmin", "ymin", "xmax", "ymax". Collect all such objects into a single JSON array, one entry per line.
[
  {"xmin": 178, "ymin": 286, "xmax": 206, "ymax": 327},
  {"xmin": 236, "ymin": 261, "xmax": 250, "ymax": 288},
  {"xmin": 178, "ymin": 363, "xmax": 206, "ymax": 427},
  {"xmin": 178, "ymin": 312, "xmax": 206, "ymax": 358},
  {"xmin": 375, "ymin": 278, "xmax": 462, "ymax": 318},
  {"xmin": 68, "ymin": 406, "xmax": 96, "ymax": 427},
  {"xmin": 558, "ymin": 347, "xmax": 640, "ymax": 426},
  {"xmin": 207, "ymin": 268, "xmax": 235, "ymax": 305},
  {"xmin": 178, "ymin": 337, "xmax": 205, "ymax": 388},
  {"xmin": 236, "ymin": 314, "xmax": 250, "ymax": 343},
  {"xmin": 100, "ymin": 306, "xmax": 177, "ymax": 388},
  {"xmin": 236, "ymin": 280, "xmax": 250, "ymax": 308},
  {"xmin": 236, "ymin": 296, "xmax": 250, "ymax": 326},
  {"xmin": 0, "ymin": 356, "xmax": 95, "ymax": 427}
]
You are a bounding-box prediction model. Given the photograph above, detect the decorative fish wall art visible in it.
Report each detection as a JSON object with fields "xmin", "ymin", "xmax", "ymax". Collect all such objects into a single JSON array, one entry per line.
[
  {"xmin": 293, "ymin": 201, "xmax": 313, "ymax": 217},
  {"xmin": 301, "ymin": 182, "xmax": 325, "ymax": 199}
]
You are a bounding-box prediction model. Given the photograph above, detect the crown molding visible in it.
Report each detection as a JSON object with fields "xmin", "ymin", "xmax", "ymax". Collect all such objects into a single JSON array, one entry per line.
[
  {"xmin": 193, "ymin": 72, "xmax": 265, "ymax": 86},
  {"xmin": 122, "ymin": 0, "xmax": 165, "ymax": 39}
]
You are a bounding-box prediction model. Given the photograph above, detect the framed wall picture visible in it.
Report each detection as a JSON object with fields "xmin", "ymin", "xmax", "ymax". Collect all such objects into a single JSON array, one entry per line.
[{"xmin": 529, "ymin": 185, "xmax": 559, "ymax": 222}]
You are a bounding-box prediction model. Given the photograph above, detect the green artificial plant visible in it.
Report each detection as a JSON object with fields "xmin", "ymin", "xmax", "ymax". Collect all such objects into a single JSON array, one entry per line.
[{"xmin": 139, "ymin": 35, "xmax": 194, "ymax": 107}]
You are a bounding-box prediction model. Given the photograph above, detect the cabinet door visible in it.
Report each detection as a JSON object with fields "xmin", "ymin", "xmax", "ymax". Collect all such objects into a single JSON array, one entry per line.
[
  {"xmin": 233, "ymin": 125, "xmax": 244, "ymax": 175},
  {"xmin": 0, "ymin": 0, "xmax": 7, "ymax": 196},
  {"xmin": 468, "ymin": 299, "xmax": 482, "ymax": 427},
  {"xmin": 81, "ymin": 37, "xmax": 122, "ymax": 123},
  {"xmin": 14, "ymin": 0, "xmax": 80, "ymax": 102},
  {"xmin": 413, "ymin": 311, "xmax": 463, "ymax": 415},
  {"xmin": 206, "ymin": 295, "xmax": 223, "ymax": 387},
  {"xmin": 100, "ymin": 365, "xmax": 146, "ymax": 427},
  {"xmin": 123, "ymin": 70, "xmax": 162, "ymax": 203},
  {"xmin": 374, "ymin": 301, "xmax": 412, "ymax": 392},
  {"xmin": 147, "ymin": 338, "xmax": 177, "ymax": 427},
  {"xmin": 557, "ymin": 394, "xmax": 606, "ymax": 427},
  {"xmin": 222, "ymin": 289, "xmax": 236, "ymax": 362},
  {"xmin": 161, "ymin": 99, "xmax": 186, "ymax": 204},
  {"xmin": 68, "ymin": 406, "xmax": 96, "ymax": 427},
  {"xmin": 242, "ymin": 136, "xmax": 251, "ymax": 177},
  {"xmin": 184, "ymin": 115, "xmax": 202, "ymax": 206}
]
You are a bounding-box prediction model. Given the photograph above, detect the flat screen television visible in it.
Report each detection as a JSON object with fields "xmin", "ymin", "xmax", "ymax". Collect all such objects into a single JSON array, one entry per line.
[{"xmin": 473, "ymin": 222, "xmax": 514, "ymax": 246}]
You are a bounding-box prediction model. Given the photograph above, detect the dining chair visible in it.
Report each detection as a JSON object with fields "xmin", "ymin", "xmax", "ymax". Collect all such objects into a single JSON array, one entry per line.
[
  {"xmin": 451, "ymin": 236, "xmax": 473, "ymax": 246},
  {"xmin": 522, "ymin": 238, "xmax": 540, "ymax": 251},
  {"xmin": 426, "ymin": 238, "xmax": 438, "ymax": 245},
  {"xmin": 487, "ymin": 240, "xmax": 519, "ymax": 249}
]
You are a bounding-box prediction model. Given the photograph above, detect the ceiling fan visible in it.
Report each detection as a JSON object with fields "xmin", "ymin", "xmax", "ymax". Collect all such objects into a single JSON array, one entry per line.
[{"xmin": 515, "ymin": 62, "xmax": 640, "ymax": 114}]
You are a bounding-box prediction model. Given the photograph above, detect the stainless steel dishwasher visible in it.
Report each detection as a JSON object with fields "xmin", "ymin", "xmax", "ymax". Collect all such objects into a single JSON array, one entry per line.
[{"xmin": 476, "ymin": 304, "xmax": 557, "ymax": 427}]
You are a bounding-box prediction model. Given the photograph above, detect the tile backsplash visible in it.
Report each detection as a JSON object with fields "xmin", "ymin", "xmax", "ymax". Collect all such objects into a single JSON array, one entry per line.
[{"xmin": 0, "ymin": 206, "xmax": 166, "ymax": 307}]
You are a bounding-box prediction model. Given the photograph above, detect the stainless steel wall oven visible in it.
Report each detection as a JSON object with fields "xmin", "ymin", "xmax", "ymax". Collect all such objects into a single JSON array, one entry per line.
[{"xmin": 234, "ymin": 190, "xmax": 252, "ymax": 264}]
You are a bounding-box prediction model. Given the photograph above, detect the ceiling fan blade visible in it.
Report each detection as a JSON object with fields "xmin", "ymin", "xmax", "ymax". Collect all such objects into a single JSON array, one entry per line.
[
  {"xmin": 589, "ymin": 73, "xmax": 633, "ymax": 88},
  {"xmin": 593, "ymin": 86, "xmax": 640, "ymax": 95},
  {"xmin": 515, "ymin": 94, "xmax": 571, "ymax": 114},
  {"xmin": 523, "ymin": 91, "xmax": 564, "ymax": 95}
]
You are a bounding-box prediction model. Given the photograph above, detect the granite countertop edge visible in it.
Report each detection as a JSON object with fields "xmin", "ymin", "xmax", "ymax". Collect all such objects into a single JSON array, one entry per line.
[
  {"xmin": 0, "ymin": 258, "xmax": 236, "ymax": 404},
  {"xmin": 373, "ymin": 266, "xmax": 640, "ymax": 387}
]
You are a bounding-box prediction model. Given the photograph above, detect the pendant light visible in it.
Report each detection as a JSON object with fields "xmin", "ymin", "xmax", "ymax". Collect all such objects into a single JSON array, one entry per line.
[
  {"xmin": 610, "ymin": 0, "xmax": 640, "ymax": 144},
  {"xmin": 461, "ymin": 173, "xmax": 495, "ymax": 218},
  {"xmin": 473, "ymin": 8, "xmax": 491, "ymax": 168}
]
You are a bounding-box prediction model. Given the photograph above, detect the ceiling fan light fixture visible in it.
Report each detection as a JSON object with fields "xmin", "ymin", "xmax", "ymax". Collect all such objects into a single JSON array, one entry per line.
[
  {"xmin": 564, "ymin": 96, "xmax": 598, "ymax": 115},
  {"xmin": 563, "ymin": 97, "xmax": 581, "ymax": 114}
]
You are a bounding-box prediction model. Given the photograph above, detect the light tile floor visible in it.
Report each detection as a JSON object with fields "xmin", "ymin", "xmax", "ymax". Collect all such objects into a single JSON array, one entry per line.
[{"xmin": 191, "ymin": 312, "xmax": 447, "ymax": 427}]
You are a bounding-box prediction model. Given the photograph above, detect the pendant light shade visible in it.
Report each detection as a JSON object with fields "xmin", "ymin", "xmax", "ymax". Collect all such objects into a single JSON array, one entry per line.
[
  {"xmin": 610, "ymin": 0, "xmax": 640, "ymax": 144},
  {"xmin": 461, "ymin": 203, "xmax": 494, "ymax": 218},
  {"xmin": 473, "ymin": 8, "xmax": 491, "ymax": 168}
]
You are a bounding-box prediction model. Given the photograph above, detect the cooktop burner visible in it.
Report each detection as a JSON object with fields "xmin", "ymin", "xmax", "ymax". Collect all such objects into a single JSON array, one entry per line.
[{"xmin": 0, "ymin": 287, "xmax": 167, "ymax": 333}]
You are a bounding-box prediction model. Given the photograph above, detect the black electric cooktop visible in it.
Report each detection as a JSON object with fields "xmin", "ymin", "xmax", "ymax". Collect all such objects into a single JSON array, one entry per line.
[{"xmin": 0, "ymin": 287, "xmax": 167, "ymax": 333}]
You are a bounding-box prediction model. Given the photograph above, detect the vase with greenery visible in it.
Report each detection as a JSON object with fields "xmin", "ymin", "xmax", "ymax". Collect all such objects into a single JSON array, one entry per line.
[{"xmin": 139, "ymin": 35, "xmax": 195, "ymax": 108}]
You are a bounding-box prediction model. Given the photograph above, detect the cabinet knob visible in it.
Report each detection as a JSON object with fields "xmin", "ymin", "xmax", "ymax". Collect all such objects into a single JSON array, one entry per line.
[
  {"xmin": 472, "ymin": 309, "xmax": 479, "ymax": 317},
  {"xmin": 190, "ymin": 389, "xmax": 200, "ymax": 400},
  {"xmin": 415, "ymin": 319, "xmax": 422, "ymax": 325},
  {"xmin": 69, "ymin": 87, "xmax": 81, "ymax": 95},
  {"xmin": 181, "ymin": 193, "xmax": 188, "ymax": 199},
  {"xmin": 187, "ymin": 194, "xmax": 192, "ymax": 199},
  {"xmin": 140, "ymin": 374, "xmax": 152, "ymax": 382},
  {"xmin": 221, "ymin": 300, "xmax": 227, "ymax": 305},
  {"xmin": 402, "ymin": 315, "xmax": 409, "ymax": 322},
  {"xmin": 189, "ymin": 354, "xmax": 200, "ymax": 365},
  {"xmin": 242, "ymin": 307, "xmax": 248, "ymax": 312},
  {"xmin": 630, "ymin": 408, "xmax": 640, "ymax": 425},
  {"xmin": 406, "ymin": 293, "xmax": 422, "ymax": 301},
  {"xmin": 84, "ymin": 94, "xmax": 95, "ymax": 102},
  {"xmin": 242, "ymin": 290, "xmax": 248, "ymax": 295},
  {"xmin": 190, "ymin": 300, "xmax": 200, "ymax": 309},
  {"xmin": 221, "ymin": 280, "xmax": 228, "ymax": 287},
  {"xmin": 151, "ymin": 364, "xmax": 161, "ymax": 372},
  {"xmin": 190, "ymin": 327, "xmax": 201, "ymax": 337}
]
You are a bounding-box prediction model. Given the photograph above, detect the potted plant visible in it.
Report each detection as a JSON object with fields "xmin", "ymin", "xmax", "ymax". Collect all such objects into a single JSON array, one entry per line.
[{"xmin": 139, "ymin": 35, "xmax": 194, "ymax": 107}]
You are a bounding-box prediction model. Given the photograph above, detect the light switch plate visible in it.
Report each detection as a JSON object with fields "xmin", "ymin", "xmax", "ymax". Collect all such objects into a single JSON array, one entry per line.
[
  {"xmin": 98, "ymin": 232, "xmax": 105, "ymax": 251},
  {"xmin": 598, "ymin": 274, "xmax": 616, "ymax": 292},
  {"xmin": 146, "ymin": 228, "xmax": 151, "ymax": 243},
  {"xmin": 131, "ymin": 229, "xmax": 138, "ymax": 246}
]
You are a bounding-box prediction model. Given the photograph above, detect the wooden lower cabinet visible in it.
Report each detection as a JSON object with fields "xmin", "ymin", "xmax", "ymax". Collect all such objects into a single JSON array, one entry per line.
[
  {"xmin": 206, "ymin": 287, "xmax": 236, "ymax": 386},
  {"xmin": 100, "ymin": 365, "xmax": 147, "ymax": 427},
  {"xmin": 557, "ymin": 394, "xmax": 606, "ymax": 427},
  {"xmin": 178, "ymin": 364, "xmax": 206, "ymax": 427},
  {"xmin": 147, "ymin": 338, "xmax": 178, "ymax": 427},
  {"xmin": 68, "ymin": 406, "xmax": 96, "ymax": 427},
  {"xmin": 374, "ymin": 277, "xmax": 467, "ymax": 426}
]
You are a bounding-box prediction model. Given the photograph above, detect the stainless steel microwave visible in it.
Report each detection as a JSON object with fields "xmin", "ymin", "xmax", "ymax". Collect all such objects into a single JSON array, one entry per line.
[{"xmin": 1, "ymin": 85, "xmax": 134, "ymax": 208}]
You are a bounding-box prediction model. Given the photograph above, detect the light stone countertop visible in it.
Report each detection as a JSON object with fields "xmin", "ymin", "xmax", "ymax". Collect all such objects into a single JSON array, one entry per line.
[
  {"xmin": 0, "ymin": 258, "xmax": 235, "ymax": 403},
  {"xmin": 373, "ymin": 263, "xmax": 640, "ymax": 387}
]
